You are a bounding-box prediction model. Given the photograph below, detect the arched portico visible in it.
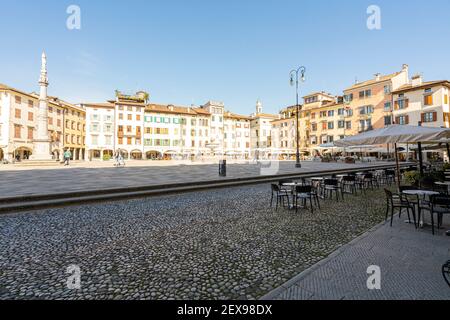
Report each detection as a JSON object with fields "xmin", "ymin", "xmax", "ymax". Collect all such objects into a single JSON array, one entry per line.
[
  {"xmin": 163, "ymin": 150, "xmax": 178, "ymax": 160},
  {"xmin": 103, "ymin": 149, "xmax": 114, "ymax": 160},
  {"xmin": 88, "ymin": 149, "xmax": 101, "ymax": 161},
  {"xmin": 14, "ymin": 147, "xmax": 33, "ymax": 161},
  {"xmin": 145, "ymin": 150, "xmax": 162, "ymax": 160},
  {"xmin": 130, "ymin": 150, "xmax": 143, "ymax": 160}
]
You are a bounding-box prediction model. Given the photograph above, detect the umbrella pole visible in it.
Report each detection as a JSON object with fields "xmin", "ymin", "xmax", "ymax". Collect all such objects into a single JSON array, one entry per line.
[
  {"xmin": 446, "ymin": 143, "xmax": 450, "ymax": 163},
  {"xmin": 394, "ymin": 143, "xmax": 401, "ymax": 192},
  {"xmin": 418, "ymin": 142, "xmax": 424, "ymax": 176}
]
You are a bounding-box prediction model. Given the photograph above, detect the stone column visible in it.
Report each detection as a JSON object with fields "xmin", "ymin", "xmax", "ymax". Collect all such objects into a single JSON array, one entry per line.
[{"xmin": 31, "ymin": 52, "xmax": 52, "ymax": 161}]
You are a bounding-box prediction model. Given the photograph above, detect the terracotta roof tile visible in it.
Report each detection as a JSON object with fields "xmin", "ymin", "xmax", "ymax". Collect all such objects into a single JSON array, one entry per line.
[
  {"xmin": 344, "ymin": 72, "xmax": 402, "ymax": 91},
  {"xmin": 391, "ymin": 80, "xmax": 450, "ymax": 94}
]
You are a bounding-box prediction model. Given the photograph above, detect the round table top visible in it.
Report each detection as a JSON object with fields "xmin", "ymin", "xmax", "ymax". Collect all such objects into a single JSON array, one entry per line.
[
  {"xmin": 282, "ymin": 182, "xmax": 303, "ymax": 186},
  {"xmin": 402, "ymin": 190, "xmax": 439, "ymax": 196},
  {"xmin": 435, "ymin": 181, "xmax": 450, "ymax": 186},
  {"xmin": 310, "ymin": 177, "xmax": 324, "ymax": 180}
]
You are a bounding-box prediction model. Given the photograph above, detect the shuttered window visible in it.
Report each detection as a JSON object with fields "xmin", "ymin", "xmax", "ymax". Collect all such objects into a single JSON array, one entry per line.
[
  {"xmin": 422, "ymin": 112, "xmax": 437, "ymax": 123},
  {"xmin": 395, "ymin": 115, "xmax": 409, "ymax": 125},
  {"xmin": 424, "ymin": 95, "xmax": 433, "ymax": 105}
]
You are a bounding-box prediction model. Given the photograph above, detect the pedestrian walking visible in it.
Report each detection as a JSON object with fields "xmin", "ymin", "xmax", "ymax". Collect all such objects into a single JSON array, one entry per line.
[
  {"xmin": 114, "ymin": 152, "xmax": 125, "ymax": 167},
  {"xmin": 118, "ymin": 153, "xmax": 125, "ymax": 167},
  {"xmin": 63, "ymin": 149, "xmax": 72, "ymax": 166}
]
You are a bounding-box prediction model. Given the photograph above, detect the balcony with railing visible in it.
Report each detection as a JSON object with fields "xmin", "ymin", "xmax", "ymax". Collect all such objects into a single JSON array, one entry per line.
[{"xmin": 394, "ymin": 98, "xmax": 409, "ymax": 110}]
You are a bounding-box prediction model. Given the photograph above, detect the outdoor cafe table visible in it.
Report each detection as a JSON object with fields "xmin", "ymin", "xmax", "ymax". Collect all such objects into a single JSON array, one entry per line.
[
  {"xmin": 402, "ymin": 190, "xmax": 439, "ymax": 228},
  {"xmin": 435, "ymin": 181, "xmax": 450, "ymax": 192},
  {"xmin": 281, "ymin": 182, "xmax": 304, "ymax": 188}
]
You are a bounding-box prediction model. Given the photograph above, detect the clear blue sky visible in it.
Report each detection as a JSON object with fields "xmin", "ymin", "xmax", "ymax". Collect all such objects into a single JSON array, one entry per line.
[{"xmin": 1, "ymin": 0, "xmax": 450, "ymax": 115}]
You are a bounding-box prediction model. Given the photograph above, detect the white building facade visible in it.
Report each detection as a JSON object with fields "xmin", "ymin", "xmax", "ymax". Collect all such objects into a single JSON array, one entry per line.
[
  {"xmin": 250, "ymin": 101, "xmax": 278, "ymax": 159},
  {"xmin": 392, "ymin": 76, "xmax": 450, "ymax": 128},
  {"xmin": 0, "ymin": 85, "xmax": 64, "ymax": 162},
  {"xmin": 223, "ymin": 112, "xmax": 252, "ymax": 158},
  {"xmin": 83, "ymin": 103, "xmax": 116, "ymax": 160}
]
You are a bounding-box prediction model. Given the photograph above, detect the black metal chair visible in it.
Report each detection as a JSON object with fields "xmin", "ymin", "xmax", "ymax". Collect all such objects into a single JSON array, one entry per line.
[
  {"xmin": 433, "ymin": 183, "xmax": 449, "ymax": 195},
  {"xmin": 324, "ymin": 179, "xmax": 340, "ymax": 201},
  {"xmin": 293, "ymin": 185, "xmax": 317, "ymax": 213},
  {"xmin": 341, "ymin": 176, "xmax": 357, "ymax": 196},
  {"xmin": 271, "ymin": 184, "xmax": 290, "ymax": 210},
  {"xmin": 363, "ymin": 173, "xmax": 376, "ymax": 190},
  {"xmin": 420, "ymin": 195, "xmax": 450, "ymax": 235},
  {"xmin": 375, "ymin": 170, "xmax": 388, "ymax": 186},
  {"xmin": 443, "ymin": 260, "xmax": 450, "ymax": 287},
  {"xmin": 384, "ymin": 189, "xmax": 417, "ymax": 228},
  {"xmin": 387, "ymin": 170, "xmax": 396, "ymax": 186}
]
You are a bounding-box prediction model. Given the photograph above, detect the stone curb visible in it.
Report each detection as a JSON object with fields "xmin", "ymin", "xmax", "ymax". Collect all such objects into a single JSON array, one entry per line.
[{"xmin": 0, "ymin": 164, "xmax": 404, "ymax": 214}]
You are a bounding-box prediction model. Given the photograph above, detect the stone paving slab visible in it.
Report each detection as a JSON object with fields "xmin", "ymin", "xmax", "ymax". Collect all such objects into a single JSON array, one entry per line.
[
  {"xmin": 0, "ymin": 161, "xmax": 394, "ymax": 198},
  {"xmin": 262, "ymin": 215, "xmax": 450, "ymax": 300}
]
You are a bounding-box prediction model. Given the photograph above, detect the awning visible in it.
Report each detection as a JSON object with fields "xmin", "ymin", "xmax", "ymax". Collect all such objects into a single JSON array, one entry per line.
[{"xmin": 335, "ymin": 125, "xmax": 450, "ymax": 147}]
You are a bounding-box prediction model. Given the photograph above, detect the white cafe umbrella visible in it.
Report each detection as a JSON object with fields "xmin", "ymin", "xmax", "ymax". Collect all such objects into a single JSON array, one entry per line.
[
  {"xmin": 335, "ymin": 125, "xmax": 450, "ymax": 189},
  {"xmin": 334, "ymin": 125, "xmax": 450, "ymax": 147}
]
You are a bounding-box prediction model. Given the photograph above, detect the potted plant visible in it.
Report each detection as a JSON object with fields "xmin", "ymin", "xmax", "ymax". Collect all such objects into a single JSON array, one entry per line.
[{"xmin": 404, "ymin": 170, "xmax": 421, "ymax": 187}]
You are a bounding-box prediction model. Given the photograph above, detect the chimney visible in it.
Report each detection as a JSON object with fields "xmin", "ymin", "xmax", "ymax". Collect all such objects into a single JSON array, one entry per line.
[
  {"xmin": 374, "ymin": 73, "xmax": 381, "ymax": 81},
  {"xmin": 411, "ymin": 74, "xmax": 423, "ymax": 87},
  {"xmin": 402, "ymin": 64, "xmax": 409, "ymax": 74}
]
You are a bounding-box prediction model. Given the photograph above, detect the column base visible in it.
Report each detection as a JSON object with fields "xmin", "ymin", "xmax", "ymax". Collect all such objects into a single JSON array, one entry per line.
[{"xmin": 30, "ymin": 139, "xmax": 53, "ymax": 161}]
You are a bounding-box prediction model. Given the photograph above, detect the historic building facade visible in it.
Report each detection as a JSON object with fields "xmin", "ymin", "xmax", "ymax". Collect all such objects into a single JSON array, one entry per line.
[
  {"xmin": 4, "ymin": 57, "xmax": 450, "ymax": 163},
  {"xmin": 342, "ymin": 64, "xmax": 410, "ymax": 135},
  {"xmin": 82, "ymin": 102, "xmax": 115, "ymax": 161},
  {"xmin": 0, "ymin": 87, "xmax": 72, "ymax": 162},
  {"xmin": 223, "ymin": 112, "xmax": 252, "ymax": 158},
  {"xmin": 250, "ymin": 100, "xmax": 278, "ymax": 159},
  {"xmin": 391, "ymin": 76, "xmax": 450, "ymax": 128},
  {"xmin": 82, "ymin": 92, "xmax": 260, "ymax": 160}
]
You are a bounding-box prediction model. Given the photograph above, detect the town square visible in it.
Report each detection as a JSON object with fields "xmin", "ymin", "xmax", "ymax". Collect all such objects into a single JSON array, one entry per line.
[{"xmin": 0, "ymin": 0, "xmax": 449, "ymax": 309}]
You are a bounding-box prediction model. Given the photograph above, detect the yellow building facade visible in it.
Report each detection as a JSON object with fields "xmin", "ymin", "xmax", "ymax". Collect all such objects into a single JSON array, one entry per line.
[{"xmin": 58, "ymin": 99, "xmax": 86, "ymax": 160}]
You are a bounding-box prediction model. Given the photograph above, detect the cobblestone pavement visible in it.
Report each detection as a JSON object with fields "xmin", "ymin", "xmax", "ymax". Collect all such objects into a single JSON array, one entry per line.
[
  {"xmin": 0, "ymin": 160, "xmax": 392, "ymax": 198},
  {"xmin": 264, "ymin": 211, "xmax": 450, "ymax": 300},
  {"xmin": 0, "ymin": 184, "xmax": 391, "ymax": 300}
]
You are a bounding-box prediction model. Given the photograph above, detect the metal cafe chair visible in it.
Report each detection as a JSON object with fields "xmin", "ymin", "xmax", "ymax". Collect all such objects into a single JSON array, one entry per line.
[
  {"xmin": 293, "ymin": 185, "xmax": 319, "ymax": 213},
  {"xmin": 324, "ymin": 179, "xmax": 341, "ymax": 201},
  {"xmin": 384, "ymin": 189, "xmax": 417, "ymax": 228},
  {"xmin": 341, "ymin": 176, "xmax": 357, "ymax": 196},
  {"xmin": 443, "ymin": 260, "xmax": 450, "ymax": 287},
  {"xmin": 420, "ymin": 195, "xmax": 450, "ymax": 235},
  {"xmin": 270, "ymin": 184, "xmax": 291, "ymax": 211}
]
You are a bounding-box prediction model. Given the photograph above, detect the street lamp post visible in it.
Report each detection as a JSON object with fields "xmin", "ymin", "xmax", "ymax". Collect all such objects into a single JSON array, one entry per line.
[{"xmin": 290, "ymin": 66, "xmax": 306, "ymax": 168}]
